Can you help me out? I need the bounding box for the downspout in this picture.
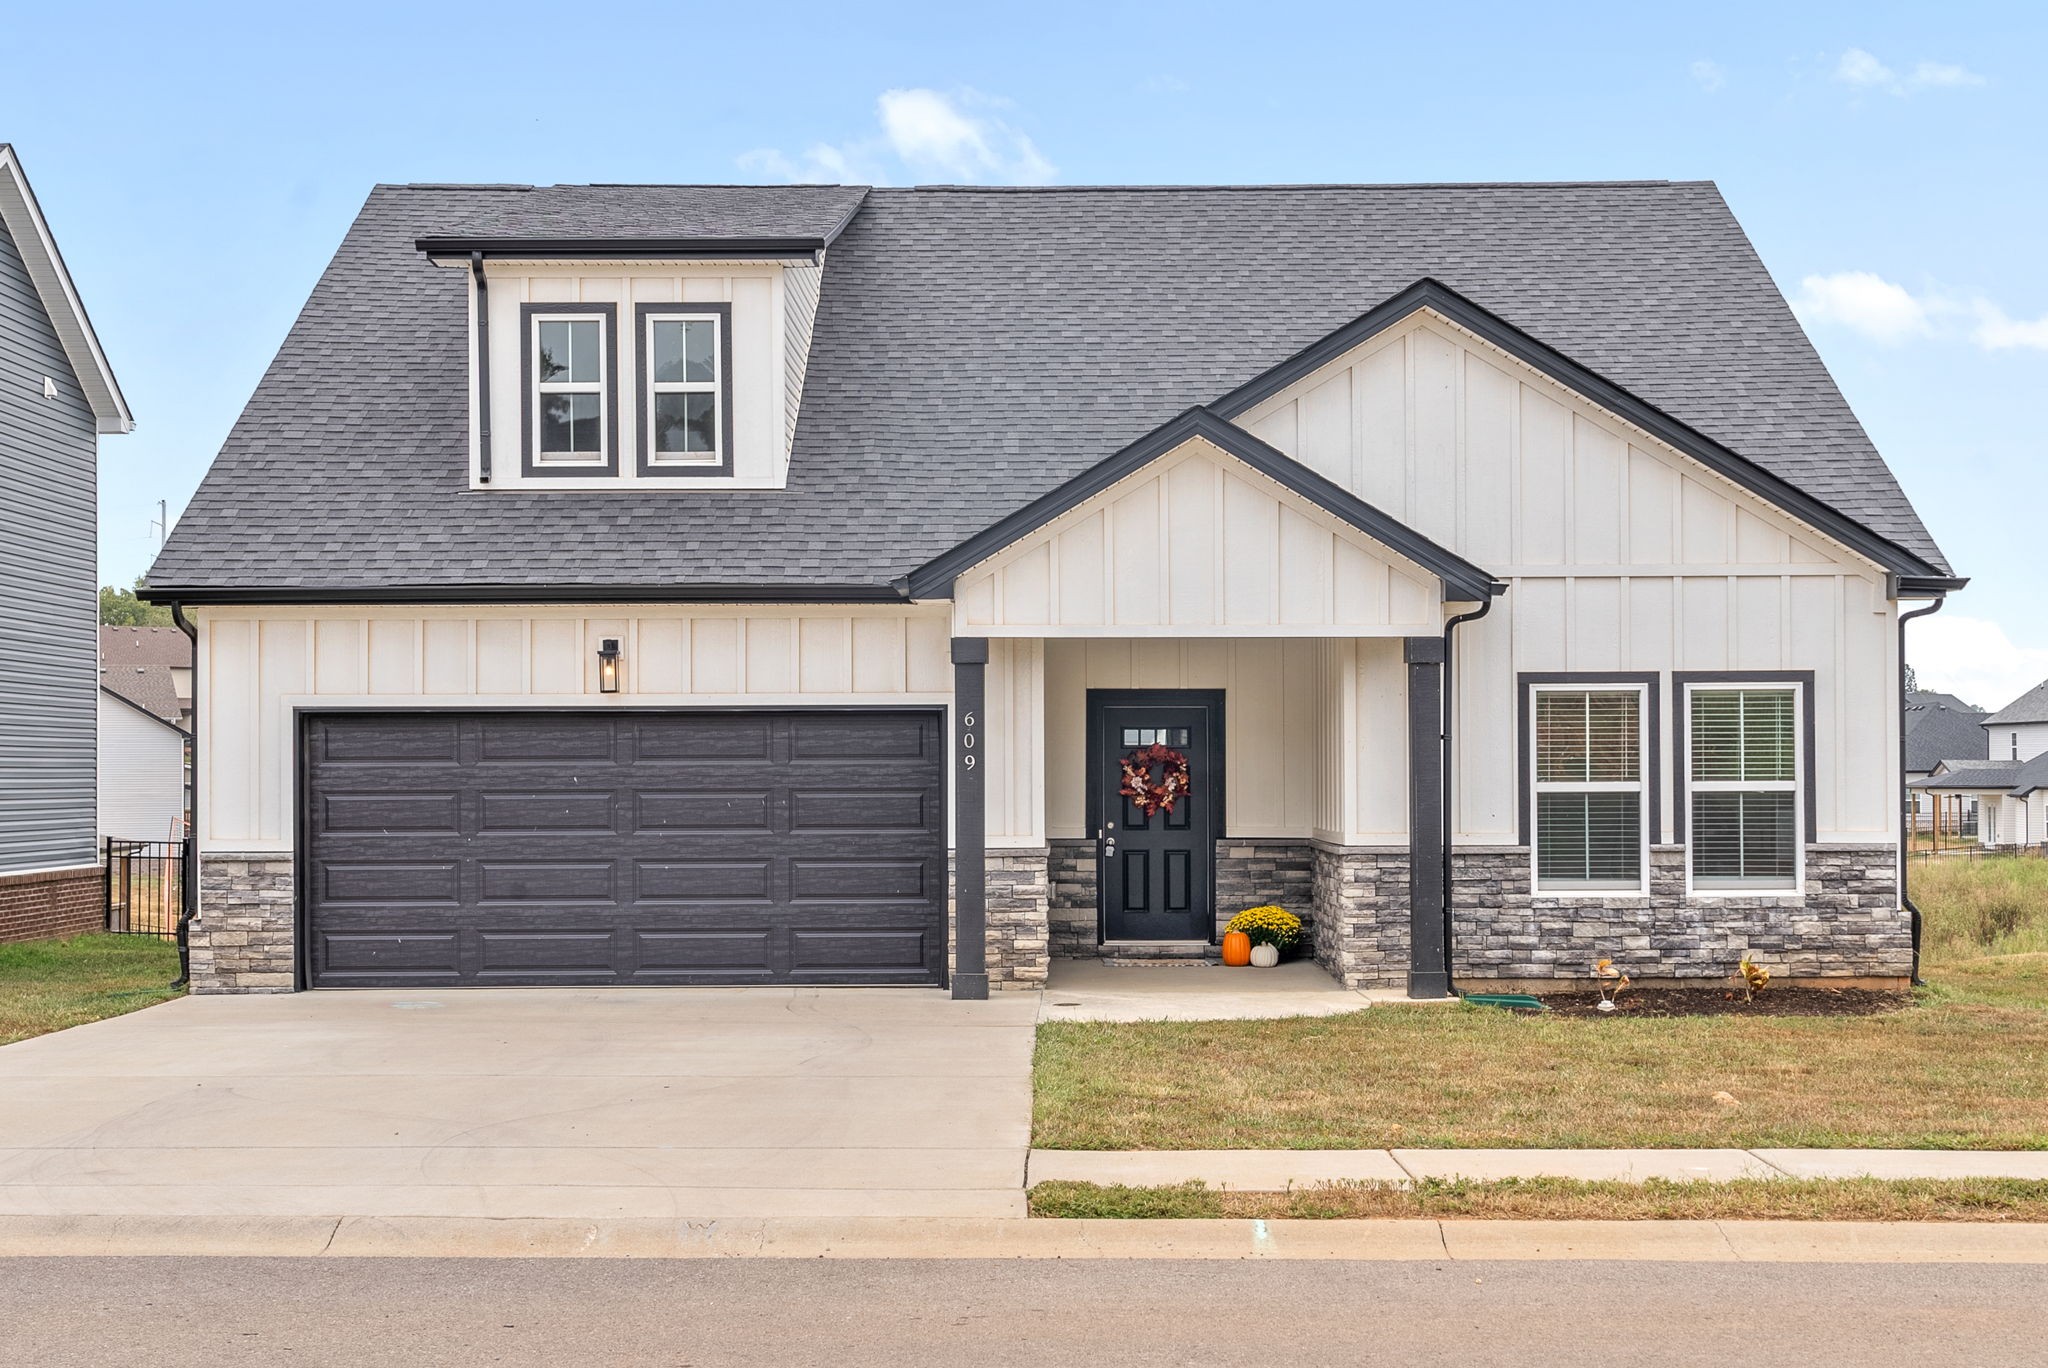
[1898,593,1945,985]
[168,602,199,988]
[470,251,493,483]
[1440,595,1495,996]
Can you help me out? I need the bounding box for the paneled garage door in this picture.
[301,710,947,988]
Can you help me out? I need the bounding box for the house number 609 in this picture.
[961,711,978,769]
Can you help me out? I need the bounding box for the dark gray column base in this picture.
[951,971,990,1001]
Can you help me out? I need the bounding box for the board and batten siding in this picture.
[196,605,955,851]
[475,262,789,489]
[1234,311,1900,844]
[0,213,97,875]
[953,438,1442,638]
[97,693,185,843]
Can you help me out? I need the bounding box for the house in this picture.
[145,180,1961,997]
[0,146,133,944]
[1904,689,1987,832]
[98,626,193,844]
[1910,677,2048,850]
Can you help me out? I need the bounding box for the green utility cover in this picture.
[1460,993,1548,1011]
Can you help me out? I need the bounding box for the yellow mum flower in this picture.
[1225,905,1302,950]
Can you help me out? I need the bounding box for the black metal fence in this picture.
[105,838,187,939]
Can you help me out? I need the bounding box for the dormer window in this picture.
[521,303,618,477]
[637,303,733,478]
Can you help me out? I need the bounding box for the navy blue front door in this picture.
[1090,692,1220,942]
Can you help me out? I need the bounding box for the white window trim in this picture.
[1683,681,1805,897]
[1528,682,1651,897]
[532,311,611,466]
[642,309,724,468]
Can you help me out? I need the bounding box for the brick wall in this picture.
[0,864,103,944]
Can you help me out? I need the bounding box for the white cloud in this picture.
[1831,47,1986,95]
[1911,616,2048,714]
[738,88,1055,187]
[1793,271,2048,352]
[1690,59,1726,93]
[1793,271,1933,344]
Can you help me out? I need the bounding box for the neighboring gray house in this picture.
[99,625,193,844]
[1912,676,2048,850]
[1904,688,1987,832]
[0,145,132,943]
[149,180,1961,997]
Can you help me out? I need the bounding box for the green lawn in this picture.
[1034,855,2048,1151]
[1030,1176,2048,1222]
[0,934,183,1046]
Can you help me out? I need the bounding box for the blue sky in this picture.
[7,1,2042,705]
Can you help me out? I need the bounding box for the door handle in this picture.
[1098,828,1117,858]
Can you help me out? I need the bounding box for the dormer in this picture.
[419,190,863,492]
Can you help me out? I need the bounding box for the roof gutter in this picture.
[139,583,914,607]
[1898,591,1948,985]
[418,235,828,264]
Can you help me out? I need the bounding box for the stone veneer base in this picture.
[192,852,296,994]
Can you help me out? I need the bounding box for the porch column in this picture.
[1404,636,1449,999]
[951,637,990,1001]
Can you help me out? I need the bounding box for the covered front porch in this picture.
[928,411,1505,1000]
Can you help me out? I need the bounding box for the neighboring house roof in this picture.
[99,626,192,725]
[98,685,189,738]
[0,145,132,434]
[1904,690,1989,773]
[1909,755,2048,798]
[146,180,1950,600]
[1984,678,2048,727]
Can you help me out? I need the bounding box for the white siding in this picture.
[1235,312,1901,843]
[954,438,1443,638]
[475,262,789,489]
[97,694,184,842]
[197,605,951,851]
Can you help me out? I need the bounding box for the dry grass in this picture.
[1028,1177,2048,1222]
[1034,855,2048,1151]
[0,935,182,1046]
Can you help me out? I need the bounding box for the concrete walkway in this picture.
[1029,1148,2048,1188]
[0,988,1039,1221]
[1039,957,1434,1022]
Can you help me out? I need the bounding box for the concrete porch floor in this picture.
[1038,956,1428,1022]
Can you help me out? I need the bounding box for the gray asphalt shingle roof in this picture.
[1905,692,1990,773]
[148,180,1950,596]
[1985,679,2048,727]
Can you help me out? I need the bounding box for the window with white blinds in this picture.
[1687,686,1801,892]
[1532,687,1647,892]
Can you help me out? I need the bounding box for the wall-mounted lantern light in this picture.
[597,638,621,694]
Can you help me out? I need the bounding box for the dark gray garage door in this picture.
[302,710,946,988]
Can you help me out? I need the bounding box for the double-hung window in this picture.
[1686,684,1802,892]
[1531,685,1648,893]
[522,303,617,476]
[637,302,732,477]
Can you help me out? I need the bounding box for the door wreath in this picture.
[1118,742,1193,817]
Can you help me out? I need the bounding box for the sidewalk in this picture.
[1028,1148,2048,1188]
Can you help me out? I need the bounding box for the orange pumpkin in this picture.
[1221,931,1253,967]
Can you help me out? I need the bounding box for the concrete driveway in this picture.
[0,989,1037,1220]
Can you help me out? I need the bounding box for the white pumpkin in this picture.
[1249,943,1280,968]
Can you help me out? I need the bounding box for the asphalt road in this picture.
[5,1257,2045,1366]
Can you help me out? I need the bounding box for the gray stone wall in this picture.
[983,849,1051,989]
[1310,843,1411,988]
[1449,844,1907,981]
[1214,840,1315,938]
[1047,838,1096,957]
[1044,837,1315,955]
[191,853,296,994]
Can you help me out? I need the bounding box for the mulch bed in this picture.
[1533,986,1910,1018]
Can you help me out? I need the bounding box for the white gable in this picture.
[951,436,1443,637]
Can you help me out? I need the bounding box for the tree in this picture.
[1903,663,1919,694]
[100,576,172,627]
